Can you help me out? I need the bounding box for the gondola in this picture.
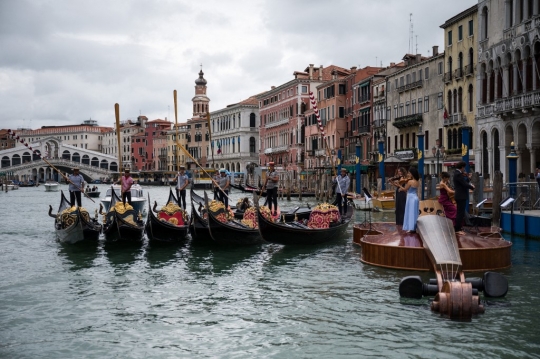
[48,190,102,244]
[100,186,145,242]
[254,194,354,245]
[204,191,263,245]
[86,190,101,198]
[146,190,189,243]
[189,187,213,242]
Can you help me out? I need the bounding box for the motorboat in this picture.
[100,184,146,215]
[44,181,60,192]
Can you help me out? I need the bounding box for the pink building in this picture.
[131,119,172,171]
[258,64,349,175]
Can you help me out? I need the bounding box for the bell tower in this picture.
[191,66,210,121]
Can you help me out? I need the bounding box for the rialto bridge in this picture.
[0,136,119,183]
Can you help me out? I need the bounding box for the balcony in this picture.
[393,114,423,129]
[444,113,465,126]
[454,68,463,80]
[358,124,371,135]
[464,64,474,77]
[478,90,540,119]
[397,80,423,93]
[444,72,452,83]
[264,145,289,155]
[264,117,290,129]
[373,119,386,128]
[359,95,370,105]
[314,149,326,157]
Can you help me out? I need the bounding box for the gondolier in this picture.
[264,162,279,216]
[333,168,350,216]
[68,167,85,207]
[176,165,189,209]
[218,168,230,208]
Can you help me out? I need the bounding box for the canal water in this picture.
[1,185,539,358]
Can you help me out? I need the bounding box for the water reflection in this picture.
[145,241,185,268]
[185,243,264,275]
[103,240,144,268]
[58,241,99,270]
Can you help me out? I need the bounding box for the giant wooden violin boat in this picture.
[353,200,510,320]
[100,187,145,242]
[146,190,189,243]
[203,191,263,245]
[254,194,354,245]
[48,190,102,244]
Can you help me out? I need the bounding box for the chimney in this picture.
[318,65,323,80]
[271,86,276,90]
[416,54,422,63]
[350,66,357,73]
[309,64,314,80]
[432,45,439,56]
[390,62,395,67]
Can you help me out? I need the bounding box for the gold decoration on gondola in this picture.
[161,202,182,215]
[110,202,134,214]
[56,206,91,228]
[123,214,137,226]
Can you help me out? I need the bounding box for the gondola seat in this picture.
[242,206,274,228]
[307,203,341,229]
[157,202,188,226]
[208,200,234,223]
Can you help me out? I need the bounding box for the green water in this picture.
[0,186,539,358]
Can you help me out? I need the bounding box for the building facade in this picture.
[0,129,16,150]
[476,0,540,179]
[386,51,446,175]
[441,5,478,170]
[102,116,146,170]
[185,70,211,169]
[209,95,262,173]
[131,119,172,171]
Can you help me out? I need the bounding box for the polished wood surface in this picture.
[353,222,511,271]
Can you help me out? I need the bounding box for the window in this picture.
[406,101,410,115]
[418,98,423,114]
[412,100,416,114]
[425,67,430,79]
[438,62,443,75]
[437,93,443,109]
[302,86,308,93]
[339,107,345,118]
[425,131,429,150]
[249,137,256,153]
[448,30,453,45]
[424,96,429,112]
[468,20,473,36]
[339,84,346,94]
[458,25,463,41]
[387,106,391,121]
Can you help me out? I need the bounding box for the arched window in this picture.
[482,6,489,40]
[468,84,474,112]
[493,129,500,172]
[250,113,256,128]
[482,131,489,176]
[249,137,256,153]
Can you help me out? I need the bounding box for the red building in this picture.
[258,64,349,175]
[131,119,172,171]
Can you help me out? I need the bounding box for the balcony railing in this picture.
[444,113,465,126]
[392,114,423,129]
[397,80,424,93]
[264,117,290,129]
[359,95,370,104]
[315,149,326,157]
[454,68,463,79]
[264,145,289,155]
[478,89,540,118]
[444,72,452,83]
[464,64,474,77]
[358,124,371,134]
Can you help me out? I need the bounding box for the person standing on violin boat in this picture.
[438,172,457,226]
[453,161,475,235]
[176,165,189,210]
[264,162,279,216]
[68,167,85,207]
[389,167,408,226]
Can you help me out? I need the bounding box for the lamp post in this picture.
[431,139,445,180]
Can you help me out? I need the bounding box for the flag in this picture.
[217,141,222,154]
[443,107,448,120]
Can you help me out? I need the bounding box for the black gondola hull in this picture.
[256,204,353,245]
[189,206,213,243]
[204,192,263,245]
[103,210,144,242]
[146,209,189,243]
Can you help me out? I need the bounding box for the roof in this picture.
[440,4,478,29]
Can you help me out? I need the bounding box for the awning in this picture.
[443,161,475,166]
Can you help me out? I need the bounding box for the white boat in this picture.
[100,184,147,215]
[44,181,60,192]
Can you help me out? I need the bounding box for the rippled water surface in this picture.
[1,185,539,358]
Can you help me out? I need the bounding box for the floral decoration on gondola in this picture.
[307,203,341,229]
[241,205,274,228]
[157,202,188,226]
[208,200,234,223]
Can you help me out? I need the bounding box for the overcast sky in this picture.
[0,0,477,130]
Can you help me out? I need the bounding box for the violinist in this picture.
[389,167,408,226]
[438,172,457,226]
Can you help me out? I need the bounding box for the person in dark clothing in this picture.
[453,161,475,235]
